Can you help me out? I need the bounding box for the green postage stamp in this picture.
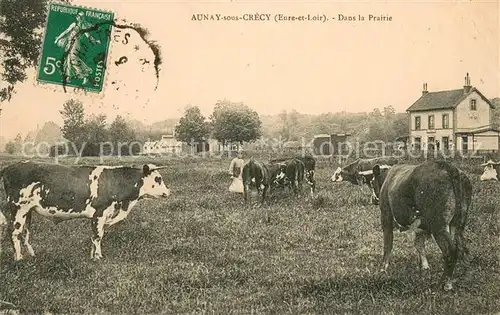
[36,2,115,93]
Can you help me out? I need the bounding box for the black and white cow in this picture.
[270,155,316,196]
[269,158,306,196]
[0,161,171,261]
[331,156,399,189]
[370,161,472,291]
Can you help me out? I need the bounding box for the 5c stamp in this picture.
[36,2,115,93]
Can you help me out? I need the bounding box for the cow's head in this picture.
[480,160,500,181]
[332,167,365,186]
[271,163,288,188]
[139,164,171,198]
[305,169,315,185]
[331,167,344,182]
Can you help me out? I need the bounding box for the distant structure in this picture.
[407,73,499,152]
[312,133,351,156]
[143,134,183,154]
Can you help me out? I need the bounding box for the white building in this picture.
[142,134,183,154]
[407,73,499,152]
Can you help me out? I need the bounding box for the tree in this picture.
[60,99,86,146]
[0,0,70,101]
[34,121,63,154]
[11,133,23,154]
[85,114,108,143]
[5,141,16,154]
[109,115,135,143]
[84,114,108,156]
[109,115,138,155]
[210,100,262,146]
[392,113,409,139]
[174,106,210,145]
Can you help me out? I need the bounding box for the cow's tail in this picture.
[443,162,471,262]
[0,167,7,227]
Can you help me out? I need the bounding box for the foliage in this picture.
[109,115,138,155]
[34,121,64,153]
[278,109,300,141]
[0,0,51,101]
[174,106,210,145]
[4,141,16,154]
[261,106,408,144]
[83,114,108,156]
[0,155,498,314]
[491,98,500,128]
[0,0,161,102]
[210,100,262,145]
[57,100,140,156]
[59,99,86,146]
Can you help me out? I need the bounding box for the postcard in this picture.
[0,0,498,314]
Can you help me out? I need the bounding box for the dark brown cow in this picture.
[242,158,284,205]
[370,160,472,291]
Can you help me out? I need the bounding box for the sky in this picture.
[0,0,499,140]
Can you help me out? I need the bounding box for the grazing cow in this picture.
[269,158,306,196]
[331,156,400,187]
[479,159,500,181]
[270,155,316,196]
[370,161,472,291]
[0,161,171,261]
[242,158,284,205]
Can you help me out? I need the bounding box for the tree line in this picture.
[4,99,415,156]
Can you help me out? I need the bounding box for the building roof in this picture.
[407,87,495,112]
[455,125,500,135]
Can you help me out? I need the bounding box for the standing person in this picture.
[228,150,245,193]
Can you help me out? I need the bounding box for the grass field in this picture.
[0,155,499,314]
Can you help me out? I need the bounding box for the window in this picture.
[414,137,421,151]
[442,114,449,129]
[470,99,477,110]
[428,136,435,150]
[415,116,421,130]
[442,136,449,150]
[462,136,468,151]
[428,115,435,130]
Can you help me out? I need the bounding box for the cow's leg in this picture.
[381,207,394,272]
[105,201,137,227]
[381,227,394,272]
[260,185,268,207]
[298,177,303,197]
[105,210,128,227]
[243,182,250,205]
[293,175,299,196]
[90,214,107,260]
[433,228,458,291]
[21,211,35,257]
[11,205,30,261]
[414,230,431,270]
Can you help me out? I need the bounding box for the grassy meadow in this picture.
[0,154,499,314]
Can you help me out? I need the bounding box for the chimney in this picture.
[422,82,428,96]
[463,72,472,94]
